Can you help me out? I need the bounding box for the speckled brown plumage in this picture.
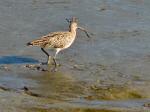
[27,17,78,69]
[27,17,91,71]
[28,32,75,48]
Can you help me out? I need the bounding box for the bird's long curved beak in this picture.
[77,26,92,38]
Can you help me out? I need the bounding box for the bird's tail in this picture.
[27,39,47,47]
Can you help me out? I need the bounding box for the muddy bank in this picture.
[0,0,150,111]
[0,64,149,112]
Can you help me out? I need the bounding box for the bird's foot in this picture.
[52,63,61,66]
[40,57,53,65]
[46,64,57,72]
[40,62,60,66]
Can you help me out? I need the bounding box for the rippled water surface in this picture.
[0,0,150,111]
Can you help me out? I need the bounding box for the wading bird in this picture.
[27,17,91,70]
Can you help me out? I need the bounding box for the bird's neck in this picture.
[69,27,77,36]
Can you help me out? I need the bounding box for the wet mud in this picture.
[0,0,150,112]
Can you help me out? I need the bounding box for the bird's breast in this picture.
[63,35,76,49]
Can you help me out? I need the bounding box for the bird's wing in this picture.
[40,32,64,39]
[47,32,71,48]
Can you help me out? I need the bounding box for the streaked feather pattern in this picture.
[27,17,78,67]
[27,31,75,49]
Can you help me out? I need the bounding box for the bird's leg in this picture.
[53,49,59,66]
[53,58,57,68]
[51,49,61,72]
[54,48,61,66]
[51,57,57,72]
[47,56,52,65]
[41,48,52,65]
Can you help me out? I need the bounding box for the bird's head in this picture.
[66,17,93,38]
[66,17,78,30]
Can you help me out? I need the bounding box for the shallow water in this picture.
[0,0,150,111]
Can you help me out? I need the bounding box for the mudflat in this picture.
[0,0,149,112]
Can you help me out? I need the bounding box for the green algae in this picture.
[86,85,145,100]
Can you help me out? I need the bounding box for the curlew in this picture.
[27,17,91,70]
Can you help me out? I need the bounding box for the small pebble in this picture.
[25,64,48,72]
[0,65,10,71]
[73,64,85,71]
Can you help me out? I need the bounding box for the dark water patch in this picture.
[0,56,39,64]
